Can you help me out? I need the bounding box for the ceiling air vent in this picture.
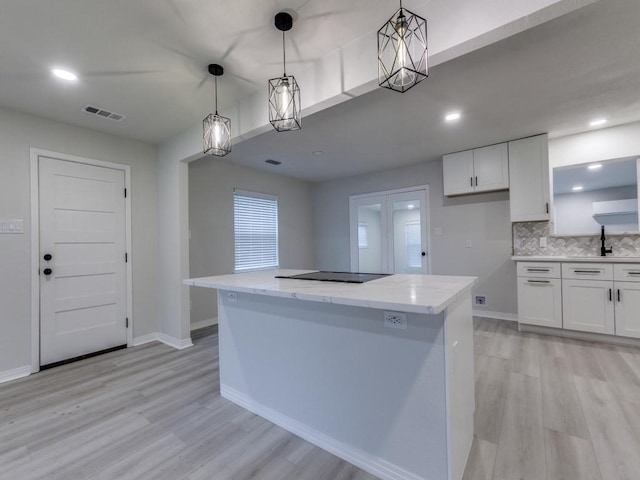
[82,105,125,121]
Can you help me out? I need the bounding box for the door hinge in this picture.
[124,188,127,198]
[126,318,129,328]
[125,252,128,263]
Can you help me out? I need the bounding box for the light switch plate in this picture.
[0,219,24,234]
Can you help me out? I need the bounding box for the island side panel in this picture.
[217,290,448,480]
[444,292,475,480]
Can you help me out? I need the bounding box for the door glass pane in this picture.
[393,200,422,273]
[357,204,382,272]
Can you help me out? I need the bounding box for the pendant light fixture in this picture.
[203,64,231,156]
[378,0,428,93]
[268,12,301,132]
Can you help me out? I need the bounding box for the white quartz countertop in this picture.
[183,269,479,315]
[512,256,640,263]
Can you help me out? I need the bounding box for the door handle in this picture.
[421,252,426,256]
[43,253,53,261]
[43,268,53,276]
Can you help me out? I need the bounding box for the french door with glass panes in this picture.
[349,187,429,274]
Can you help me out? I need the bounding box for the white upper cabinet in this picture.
[473,143,509,192]
[509,134,550,222]
[442,150,474,196]
[443,143,509,196]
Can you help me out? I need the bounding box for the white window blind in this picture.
[234,190,279,272]
[405,221,422,269]
[358,224,368,248]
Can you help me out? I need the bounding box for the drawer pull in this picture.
[527,280,550,284]
[574,270,602,274]
[526,268,551,272]
[627,272,640,276]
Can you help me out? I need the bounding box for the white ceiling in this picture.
[554,157,638,194]
[2,0,640,183]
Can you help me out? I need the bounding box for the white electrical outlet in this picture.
[539,236,548,248]
[226,292,237,303]
[384,311,407,330]
[0,219,24,234]
[466,240,472,248]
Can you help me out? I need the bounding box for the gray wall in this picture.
[188,159,316,325]
[313,160,516,317]
[0,106,158,374]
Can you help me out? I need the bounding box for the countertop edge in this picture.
[512,256,640,263]
[183,274,479,315]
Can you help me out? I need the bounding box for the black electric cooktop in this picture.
[275,271,391,284]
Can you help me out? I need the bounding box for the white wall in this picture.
[188,159,316,325]
[554,185,638,234]
[0,106,158,375]
[313,160,516,318]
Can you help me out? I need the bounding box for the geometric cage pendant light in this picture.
[203,63,232,156]
[378,0,428,93]
[268,12,301,132]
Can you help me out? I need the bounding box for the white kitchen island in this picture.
[183,270,478,480]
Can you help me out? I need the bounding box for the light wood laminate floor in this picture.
[1,319,640,479]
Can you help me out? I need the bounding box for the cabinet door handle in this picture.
[618,289,621,302]
[609,288,613,302]
[475,176,478,187]
[546,203,549,214]
[470,177,473,187]
[527,280,550,284]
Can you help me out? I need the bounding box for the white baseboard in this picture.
[132,333,160,346]
[472,310,517,322]
[0,365,31,385]
[191,317,217,331]
[157,333,193,350]
[221,385,423,480]
[520,324,640,348]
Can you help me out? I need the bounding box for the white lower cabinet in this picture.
[614,264,640,338]
[517,261,640,340]
[516,262,562,328]
[562,279,615,334]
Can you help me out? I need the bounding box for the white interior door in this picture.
[388,190,428,274]
[39,157,127,366]
[350,188,429,274]
[349,195,388,273]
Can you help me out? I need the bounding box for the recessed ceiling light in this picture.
[572,185,584,191]
[589,118,607,127]
[588,164,602,170]
[312,150,324,156]
[445,112,461,122]
[51,68,78,81]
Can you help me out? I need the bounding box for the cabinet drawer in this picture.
[517,262,560,279]
[614,264,640,281]
[562,263,613,281]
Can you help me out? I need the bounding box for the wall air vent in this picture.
[82,105,125,121]
[265,159,282,165]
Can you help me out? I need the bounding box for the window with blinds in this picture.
[234,190,279,272]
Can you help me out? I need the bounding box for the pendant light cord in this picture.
[282,30,287,77]
[214,75,218,115]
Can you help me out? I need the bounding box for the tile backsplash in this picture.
[513,222,640,257]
